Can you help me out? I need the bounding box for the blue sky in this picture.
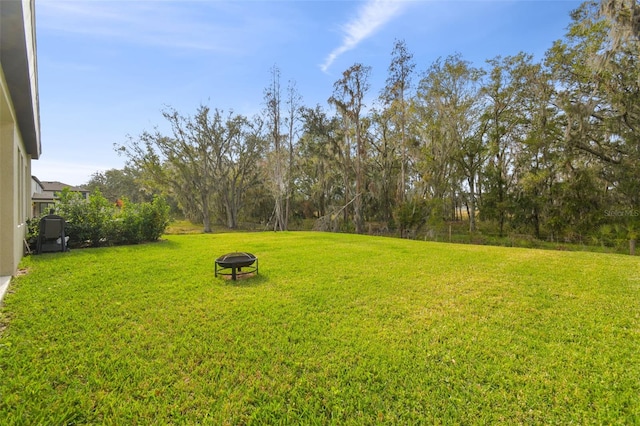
[33,0,582,186]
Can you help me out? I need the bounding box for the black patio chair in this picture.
[36,214,68,253]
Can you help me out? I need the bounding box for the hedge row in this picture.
[29,189,170,249]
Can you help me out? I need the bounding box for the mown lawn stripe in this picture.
[0,232,638,424]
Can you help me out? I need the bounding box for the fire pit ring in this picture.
[215,252,258,281]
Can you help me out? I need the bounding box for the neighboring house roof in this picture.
[32,175,43,188]
[40,181,89,193]
[31,175,44,193]
[0,0,41,159]
[31,193,55,201]
[31,179,89,201]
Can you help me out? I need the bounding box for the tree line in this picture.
[90,0,639,248]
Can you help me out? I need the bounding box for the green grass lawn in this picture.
[1,232,639,424]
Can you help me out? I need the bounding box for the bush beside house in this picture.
[28,188,170,250]
[31,177,91,217]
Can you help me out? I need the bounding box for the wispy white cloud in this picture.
[38,2,217,51]
[37,1,284,54]
[321,0,407,73]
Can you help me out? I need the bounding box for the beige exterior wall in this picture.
[0,0,40,277]
[0,68,31,276]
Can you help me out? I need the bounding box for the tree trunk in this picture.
[354,193,363,234]
[273,196,284,231]
[202,193,212,233]
[285,193,290,230]
[225,200,235,229]
[468,176,476,233]
[342,149,350,227]
[203,209,212,233]
[533,207,541,240]
[223,188,238,229]
[354,152,364,234]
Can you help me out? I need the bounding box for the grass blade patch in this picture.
[1,232,638,424]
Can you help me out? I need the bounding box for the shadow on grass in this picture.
[216,272,268,288]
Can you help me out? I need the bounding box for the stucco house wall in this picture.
[0,0,41,278]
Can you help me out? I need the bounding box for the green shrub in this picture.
[394,198,427,236]
[55,188,115,246]
[43,188,170,248]
[140,196,170,241]
[111,199,144,245]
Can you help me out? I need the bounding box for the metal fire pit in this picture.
[215,252,258,281]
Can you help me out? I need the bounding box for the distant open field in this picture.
[1,232,638,424]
